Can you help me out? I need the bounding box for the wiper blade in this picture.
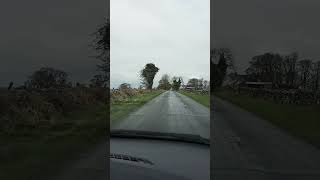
[110,130,210,145]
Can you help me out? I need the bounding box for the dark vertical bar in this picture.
[106,0,110,179]
[210,0,214,179]
[1,0,110,179]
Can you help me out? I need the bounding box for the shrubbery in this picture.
[0,87,157,134]
[0,87,108,134]
[110,89,151,103]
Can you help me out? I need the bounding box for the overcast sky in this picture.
[3,0,318,88]
[0,0,107,87]
[213,0,320,73]
[110,0,210,88]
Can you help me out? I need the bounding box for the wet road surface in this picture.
[112,90,210,139]
[51,91,209,180]
[212,96,320,180]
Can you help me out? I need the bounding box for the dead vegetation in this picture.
[110,89,152,103]
[0,87,108,135]
[0,87,155,135]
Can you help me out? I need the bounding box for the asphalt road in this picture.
[212,96,320,180]
[51,92,320,180]
[111,90,210,139]
[51,91,209,180]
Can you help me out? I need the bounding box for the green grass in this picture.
[110,90,164,123]
[214,89,320,147]
[179,90,210,108]
[0,103,108,180]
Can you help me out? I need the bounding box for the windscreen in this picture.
[110,0,210,140]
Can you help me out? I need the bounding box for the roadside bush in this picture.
[0,91,56,134]
[110,89,151,103]
[0,87,109,135]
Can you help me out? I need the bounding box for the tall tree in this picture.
[311,61,320,91]
[283,52,298,87]
[246,52,284,87]
[27,67,69,89]
[91,18,110,87]
[203,80,209,90]
[211,48,234,89]
[158,74,171,90]
[298,59,312,89]
[171,76,182,91]
[198,78,204,90]
[187,78,199,89]
[140,63,159,89]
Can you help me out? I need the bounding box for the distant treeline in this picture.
[5,67,108,91]
[211,48,320,91]
[115,62,209,92]
[157,74,209,91]
[244,52,320,90]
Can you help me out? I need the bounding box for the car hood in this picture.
[110,135,210,180]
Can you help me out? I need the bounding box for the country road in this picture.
[111,90,210,139]
[50,92,320,180]
[212,96,320,180]
[51,90,209,180]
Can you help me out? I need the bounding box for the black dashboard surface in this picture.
[110,137,210,180]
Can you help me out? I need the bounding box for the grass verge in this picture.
[0,103,108,180]
[179,90,210,108]
[213,89,320,147]
[110,90,164,123]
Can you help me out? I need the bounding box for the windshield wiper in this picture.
[110,129,210,145]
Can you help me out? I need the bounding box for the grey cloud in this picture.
[213,0,320,73]
[0,0,107,86]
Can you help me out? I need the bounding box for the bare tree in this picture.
[311,61,320,91]
[211,48,234,68]
[91,18,110,88]
[211,48,234,88]
[27,67,69,89]
[158,74,171,90]
[246,52,283,87]
[198,78,204,90]
[282,52,298,87]
[298,59,312,89]
[203,80,209,90]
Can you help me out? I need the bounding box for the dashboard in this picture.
[110,137,210,180]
